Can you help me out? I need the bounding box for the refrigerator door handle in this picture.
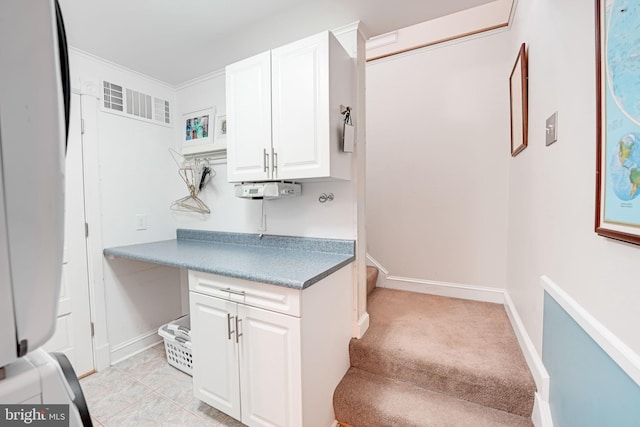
[55,0,70,150]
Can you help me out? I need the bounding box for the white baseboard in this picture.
[365,253,389,276]
[381,275,504,304]
[353,312,370,339]
[504,290,552,425]
[94,343,111,371]
[504,292,550,400]
[109,330,163,365]
[365,254,501,303]
[532,392,554,427]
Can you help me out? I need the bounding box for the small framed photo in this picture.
[214,114,227,150]
[509,43,528,157]
[182,107,216,156]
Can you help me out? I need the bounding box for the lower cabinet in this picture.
[189,293,241,419]
[190,291,302,426]
[189,268,352,427]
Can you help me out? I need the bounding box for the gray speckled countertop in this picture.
[103,229,355,289]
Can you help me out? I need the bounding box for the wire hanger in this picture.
[169,148,215,214]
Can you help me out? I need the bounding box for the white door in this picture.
[271,32,330,180]
[190,292,241,420]
[239,304,302,427]
[43,93,94,377]
[226,51,273,182]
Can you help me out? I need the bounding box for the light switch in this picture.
[546,112,558,146]
[136,214,147,231]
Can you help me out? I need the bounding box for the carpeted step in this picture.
[334,367,533,427]
[366,266,379,295]
[350,288,536,417]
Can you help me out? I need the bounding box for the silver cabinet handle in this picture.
[222,287,245,297]
[227,313,235,340]
[263,148,269,173]
[272,148,278,177]
[235,317,243,344]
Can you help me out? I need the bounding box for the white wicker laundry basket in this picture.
[158,315,192,376]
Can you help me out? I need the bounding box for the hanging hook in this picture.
[318,193,334,203]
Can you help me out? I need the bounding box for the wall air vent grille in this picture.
[126,89,153,120]
[101,80,171,128]
[103,81,124,112]
[154,97,171,124]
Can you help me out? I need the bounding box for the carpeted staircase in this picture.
[333,268,536,427]
[367,266,379,295]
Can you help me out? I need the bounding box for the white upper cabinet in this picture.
[226,31,353,183]
[226,51,272,182]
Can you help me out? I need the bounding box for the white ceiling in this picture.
[58,0,495,86]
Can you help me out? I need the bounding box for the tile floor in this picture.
[80,343,247,427]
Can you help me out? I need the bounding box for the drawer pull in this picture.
[222,287,246,297]
[227,313,235,340]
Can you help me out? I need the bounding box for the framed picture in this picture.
[181,107,216,156]
[214,114,227,150]
[509,43,528,157]
[595,0,640,245]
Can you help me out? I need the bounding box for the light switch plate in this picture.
[546,112,558,146]
[135,214,147,231]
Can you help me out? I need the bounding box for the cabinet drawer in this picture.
[189,270,301,317]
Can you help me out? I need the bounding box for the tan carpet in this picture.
[334,288,536,426]
[334,368,533,427]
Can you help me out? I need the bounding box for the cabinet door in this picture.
[226,50,272,182]
[271,32,330,180]
[190,292,241,420]
[238,305,302,427]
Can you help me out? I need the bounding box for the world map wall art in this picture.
[595,0,640,245]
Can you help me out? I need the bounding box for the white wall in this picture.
[70,50,183,363]
[366,30,512,291]
[70,50,181,245]
[507,0,640,357]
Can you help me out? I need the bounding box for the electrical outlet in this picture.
[546,112,558,146]
[136,214,147,231]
